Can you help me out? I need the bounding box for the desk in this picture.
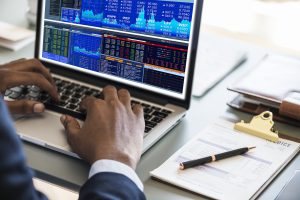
[1,1,300,199]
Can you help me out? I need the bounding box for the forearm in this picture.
[0,98,47,200]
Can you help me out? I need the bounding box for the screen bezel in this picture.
[34,0,203,109]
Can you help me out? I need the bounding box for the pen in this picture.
[179,146,256,170]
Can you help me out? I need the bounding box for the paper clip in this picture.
[234,111,279,142]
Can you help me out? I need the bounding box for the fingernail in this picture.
[33,103,45,113]
[61,115,66,123]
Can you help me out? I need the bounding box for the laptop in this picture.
[6,0,203,157]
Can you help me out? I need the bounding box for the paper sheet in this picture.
[151,120,300,200]
[0,37,35,51]
[33,178,78,200]
[0,21,35,51]
[0,21,35,42]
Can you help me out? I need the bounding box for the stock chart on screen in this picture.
[81,0,104,26]
[42,0,195,94]
[102,0,193,40]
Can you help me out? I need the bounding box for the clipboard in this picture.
[234,111,300,143]
[150,117,300,200]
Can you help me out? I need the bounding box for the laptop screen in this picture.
[38,0,198,100]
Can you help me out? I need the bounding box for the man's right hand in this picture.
[60,86,145,169]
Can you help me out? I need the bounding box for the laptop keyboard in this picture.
[4,77,173,135]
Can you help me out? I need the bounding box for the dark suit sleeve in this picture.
[0,98,47,200]
[79,172,146,200]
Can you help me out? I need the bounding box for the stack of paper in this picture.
[151,119,300,200]
[0,21,35,51]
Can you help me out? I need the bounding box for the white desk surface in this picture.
[1,0,300,199]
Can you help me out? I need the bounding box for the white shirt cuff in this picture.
[89,159,144,191]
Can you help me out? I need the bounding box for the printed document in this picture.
[151,119,300,200]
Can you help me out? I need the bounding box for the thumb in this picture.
[6,100,45,114]
[60,115,81,144]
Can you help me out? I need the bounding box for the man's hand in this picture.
[60,86,145,169]
[0,58,59,114]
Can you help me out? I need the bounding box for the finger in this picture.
[5,59,54,85]
[60,115,81,143]
[4,71,59,101]
[132,104,144,119]
[8,58,27,64]
[80,96,98,112]
[102,85,118,102]
[6,100,45,115]
[118,89,131,107]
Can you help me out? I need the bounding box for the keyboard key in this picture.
[84,90,93,96]
[153,111,168,119]
[145,121,157,128]
[81,86,89,90]
[9,92,22,99]
[58,101,67,107]
[28,91,40,98]
[143,107,152,114]
[73,93,83,99]
[151,117,163,123]
[4,90,12,96]
[61,80,70,85]
[69,83,79,88]
[65,85,75,91]
[94,93,102,99]
[67,104,77,110]
[151,106,161,111]
[28,86,40,92]
[144,114,152,121]
[40,94,49,102]
[56,82,64,88]
[74,88,85,94]
[145,127,152,133]
[54,78,61,84]
[141,103,150,107]
[10,87,23,93]
[161,109,172,114]
[58,87,65,93]
[63,90,73,96]
[90,89,99,94]
[75,107,82,112]
[60,95,69,101]
[69,98,79,104]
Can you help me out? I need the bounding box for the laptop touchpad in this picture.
[14,111,72,148]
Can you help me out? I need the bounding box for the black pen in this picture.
[179,146,256,170]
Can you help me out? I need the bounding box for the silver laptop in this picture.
[7,0,203,157]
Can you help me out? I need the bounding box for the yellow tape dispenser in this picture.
[234,111,279,142]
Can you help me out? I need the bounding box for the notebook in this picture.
[228,55,300,126]
[150,119,300,200]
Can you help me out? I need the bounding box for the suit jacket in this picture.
[0,98,146,200]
